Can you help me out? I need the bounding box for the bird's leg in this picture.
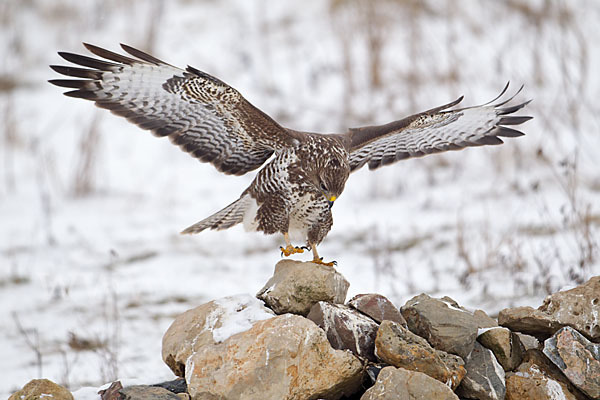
[280,232,305,257]
[310,244,337,267]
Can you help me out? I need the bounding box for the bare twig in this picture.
[12,312,43,377]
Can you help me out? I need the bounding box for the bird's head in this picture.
[317,158,350,209]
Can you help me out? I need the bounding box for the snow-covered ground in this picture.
[1,0,599,397]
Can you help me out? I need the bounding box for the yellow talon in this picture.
[280,245,304,257]
[312,257,337,267]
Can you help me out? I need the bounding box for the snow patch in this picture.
[72,387,101,400]
[477,326,506,337]
[440,299,470,314]
[211,294,275,343]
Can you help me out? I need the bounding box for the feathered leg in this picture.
[310,243,336,267]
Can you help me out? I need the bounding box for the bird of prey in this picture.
[50,44,531,266]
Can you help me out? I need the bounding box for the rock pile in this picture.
[10,265,600,399]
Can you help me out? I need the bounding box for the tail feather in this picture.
[181,195,252,234]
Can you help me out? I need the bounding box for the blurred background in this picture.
[1,0,599,395]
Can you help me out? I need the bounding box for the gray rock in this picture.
[120,386,181,400]
[186,313,363,400]
[505,349,589,400]
[162,294,274,377]
[499,276,600,341]
[257,259,350,316]
[374,320,466,390]
[151,378,186,394]
[498,306,564,340]
[348,293,407,326]
[478,327,525,371]
[543,326,600,398]
[456,342,506,400]
[361,366,459,400]
[516,332,540,351]
[307,301,379,361]
[400,294,479,359]
[9,379,73,400]
[473,309,500,328]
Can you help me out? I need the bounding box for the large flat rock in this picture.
[162,294,274,377]
[186,314,363,400]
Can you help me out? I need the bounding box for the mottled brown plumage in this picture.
[50,44,532,265]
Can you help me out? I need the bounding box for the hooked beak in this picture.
[328,196,336,209]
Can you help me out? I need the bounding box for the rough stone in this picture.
[307,301,379,361]
[365,364,386,384]
[456,342,506,400]
[9,379,73,400]
[120,386,181,399]
[374,320,466,390]
[516,332,541,351]
[543,326,600,398]
[151,378,187,394]
[506,349,588,400]
[99,381,124,400]
[473,309,500,329]
[348,293,407,326]
[498,306,565,340]
[257,259,350,316]
[499,276,600,341]
[162,294,274,377]
[360,366,459,400]
[478,326,525,371]
[400,294,480,359]
[186,313,363,400]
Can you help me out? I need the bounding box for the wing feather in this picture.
[50,44,300,175]
[346,84,532,172]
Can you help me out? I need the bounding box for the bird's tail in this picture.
[181,194,254,234]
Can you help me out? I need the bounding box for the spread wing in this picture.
[49,43,300,175]
[346,83,532,172]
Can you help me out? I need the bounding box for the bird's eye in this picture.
[320,182,328,192]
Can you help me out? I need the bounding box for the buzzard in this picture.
[50,44,531,266]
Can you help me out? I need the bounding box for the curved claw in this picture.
[280,245,305,257]
[313,257,337,267]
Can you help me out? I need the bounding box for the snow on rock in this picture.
[8,379,73,400]
[210,294,275,342]
[185,314,363,400]
[307,301,379,361]
[162,294,274,377]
